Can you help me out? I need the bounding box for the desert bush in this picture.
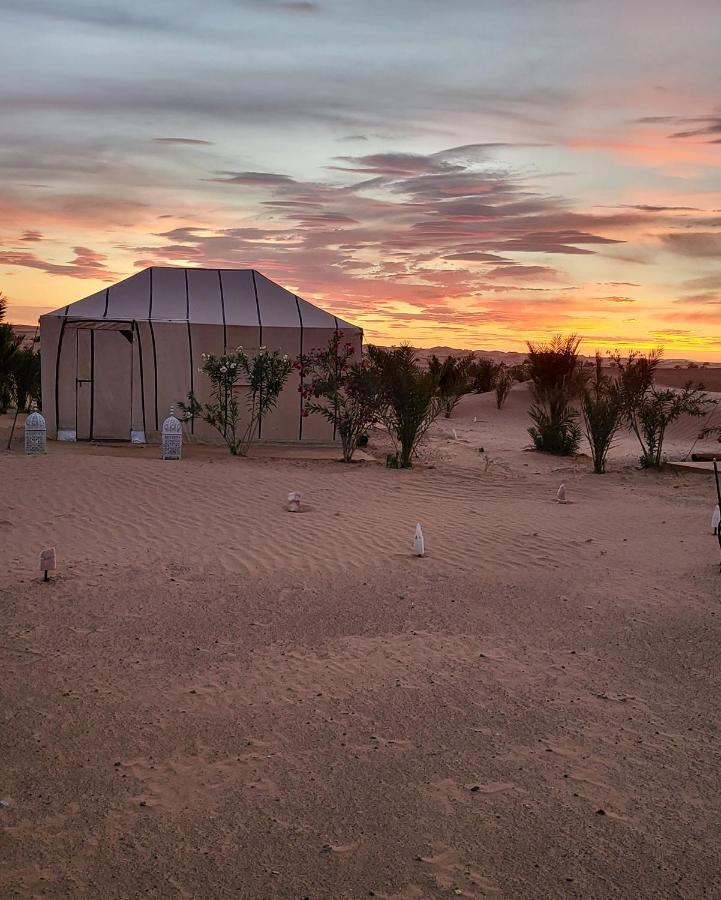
[581,353,623,473]
[612,348,711,468]
[368,344,443,468]
[526,334,585,455]
[468,357,499,393]
[179,347,291,455]
[296,332,383,462]
[428,353,475,417]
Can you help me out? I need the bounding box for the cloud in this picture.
[624,204,700,213]
[153,137,213,145]
[0,246,116,280]
[483,264,558,281]
[205,171,297,186]
[443,252,512,263]
[331,152,464,176]
[669,117,721,142]
[660,232,721,257]
[637,114,721,144]
[2,0,180,31]
[277,1,321,11]
[19,230,43,242]
[596,296,636,303]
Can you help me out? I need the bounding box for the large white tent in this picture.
[40,267,362,444]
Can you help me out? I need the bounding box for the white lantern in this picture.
[161,406,182,460]
[24,403,47,455]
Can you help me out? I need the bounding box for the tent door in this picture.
[75,328,133,441]
[75,329,93,440]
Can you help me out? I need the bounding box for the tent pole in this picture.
[6,407,20,450]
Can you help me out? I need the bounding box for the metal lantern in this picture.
[24,403,47,455]
[161,406,183,460]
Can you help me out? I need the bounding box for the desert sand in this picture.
[2,384,721,899]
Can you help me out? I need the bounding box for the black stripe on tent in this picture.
[185,269,194,434]
[133,320,147,434]
[332,316,341,441]
[89,330,95,440]
[294,295,304,441]
[149,319,159,430]
[54,307,69,434]
[102,288,109,318]
[251,269,263,346]
[251,270,263,438]
[218,269,227,352]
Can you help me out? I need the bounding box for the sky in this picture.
[1,0,720,359]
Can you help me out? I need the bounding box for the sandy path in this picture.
[2,396,720,899]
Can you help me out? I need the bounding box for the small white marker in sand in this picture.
[452,429,459,441]
[556,483,567,504]
[40,547,56,582]
[414,523,425,557]
[712,504,720,534]
[473,416,477,423]
[287,491,302,512]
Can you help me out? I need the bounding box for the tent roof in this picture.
[41,267,359,331]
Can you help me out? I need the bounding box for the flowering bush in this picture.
[295,332,382,462]
[179,347,291,455]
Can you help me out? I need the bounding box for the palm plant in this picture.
[428,352,475,418]
[493,363,514,410]
[581,353,623,473]
[12,346,41,411]
[468,357,499,393]
[368,344,443,468]
[0,293,22,413]
[612,348,711,468]
[526,334,585,455]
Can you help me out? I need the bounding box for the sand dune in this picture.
[2,393,720,899]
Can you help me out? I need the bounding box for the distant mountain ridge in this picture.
[372,344,715,369]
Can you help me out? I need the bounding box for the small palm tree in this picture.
[428,353,475,418]
[12,347,42,411]
[581,353,623,473]
[526,334,585,455]
[368,344,443,468]
[0,292,22,412]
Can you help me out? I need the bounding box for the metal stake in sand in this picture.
[556,483,567,504]
[452,428,459,441]
[287,491,302,512]
[40,547,56,582]
[414,523,425,557]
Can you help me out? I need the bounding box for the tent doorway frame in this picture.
[71,321,135,442]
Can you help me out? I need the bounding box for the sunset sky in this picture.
[2,0,720,359]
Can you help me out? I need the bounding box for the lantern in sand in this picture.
[24,403,46,455]
[414,523,425,557]
[161,407,183,460]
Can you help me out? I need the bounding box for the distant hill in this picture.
[370,343,715,370]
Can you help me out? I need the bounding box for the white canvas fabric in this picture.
[40,267,362,443]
